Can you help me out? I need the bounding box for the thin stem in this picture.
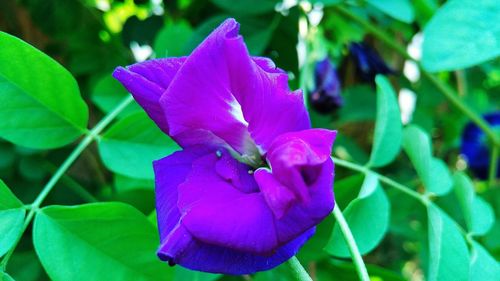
[332,157,427,204]
[287,256,313,281]
[0,95,134,270]
[332,205,371,281]
[332,5,500,147]
[489,145,499,187]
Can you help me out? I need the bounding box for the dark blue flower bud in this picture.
[460,112,500,179]
[349,42,393,82]
[309,58,343,114]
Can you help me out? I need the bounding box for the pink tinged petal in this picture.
[159,19,258,155]
[176,150,278,254]
[254,168,296,219]
[112,57,186,133]
[258,129,336,243]
[224,34,311,152]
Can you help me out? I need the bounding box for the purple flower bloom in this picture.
[349,42,393,82]
[461,111,500,179]
[310,57,343,114]
[113,19,336,274]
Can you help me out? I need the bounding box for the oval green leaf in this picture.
[33,202,173,281]
[453,172,494,235]
[427,204,469,281]
[0,180,25,257]
[367,75,402,167]
[0,32,88,149]
[325,173,390,257]
[469,241,500,280]
[422,0,500,71]
[402,126,452,195]
[367,0,415,23]
[98,111,180,179]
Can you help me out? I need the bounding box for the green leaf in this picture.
[469,241,500,280]
[427,204,469,281]
[173,267,220,281]
[91,74,140,118]
[367,0,415,23]
[402,126,452,195]
[422,0,500,71]
[367,75,402,167]
[453,172,494,235]
[154,20,193,57]
[98,111,180,179]
[33,202,173,281]
[0,271,15,281]
[210,0,279,15]
[0,32,88,149]
[0,180,25,257]
[325,173,390,257]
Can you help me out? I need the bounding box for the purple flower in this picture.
[113,19,336,274]
[461,111,500,179]
[349,42,393,82]
[310,57,343,114]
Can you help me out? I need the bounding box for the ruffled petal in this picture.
[153,146,212,242]
[113,57,186,133]
[224,32,311,152]
[158,223,315,275]
[159,19,258,156]
[159,18,310,155]
[177,150,277,255]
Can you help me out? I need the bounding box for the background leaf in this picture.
[367,0,415,23]
[402,126,452,195]
[367,75,402,167]
[325,173,390,257]
[427,204,469,281]
[91,74,140,118]
[0,180,25,257]
[33,202,173,281]
[469,241,500,280]
[422,0,500,71]
[98,111,180,179]
[453,172,495,235]
[0,32,88,149]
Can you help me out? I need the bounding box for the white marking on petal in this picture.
[229,98,249,126]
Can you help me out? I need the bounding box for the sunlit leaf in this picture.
[98,111,179,179]
[367,0,415,23]
[0,32,88,149]
[367,75,402,167]
[422,0,500,71]
[33,203,173,281]
[427,204,469,281]
[0,180,25,257]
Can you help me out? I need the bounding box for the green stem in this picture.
[0,95,134,270]
[332,5,500,147]
[489,145,499,187]
[332,157,426,204]
[44,162,99,203]
[332,205,371,281]
[287,256,313,281]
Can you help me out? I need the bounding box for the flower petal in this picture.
[153,146,212,242]
[158,223,315,275]
[177,150,278,255]
[159,18,310,155]
[259,128,336,243]
[113,57,186,133]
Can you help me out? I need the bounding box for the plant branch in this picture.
[489,145,499,187]
[332,5,500,147]
[0,95,134,270]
